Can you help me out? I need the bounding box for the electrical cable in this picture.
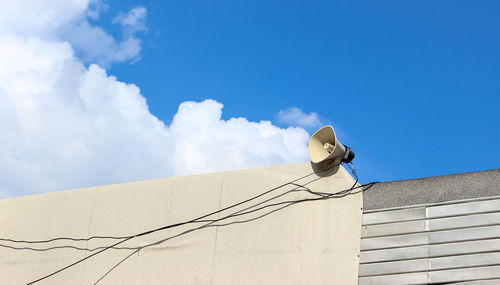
[4,181,375,254]
[4,162,341,246]
[91,161,372,284]
[24,163,345,284]
[2,184,321,252]
[33,176,375,285]
[92,182,377,285]
[24,162,376,284]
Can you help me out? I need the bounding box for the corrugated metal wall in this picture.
[359,197,500,284]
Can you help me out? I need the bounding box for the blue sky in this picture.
[0,0,498,197]
[96,0,499,183]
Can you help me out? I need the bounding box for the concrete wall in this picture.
[364,168,500,211]
[0,162,362,285]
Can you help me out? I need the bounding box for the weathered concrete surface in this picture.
[364,169,500,210]
[0,162,362,285]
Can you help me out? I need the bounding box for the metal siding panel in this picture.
[429,225,500,244]
[431,252,500,271]
[360,245,429,264]
[358,272,428,285]
[455,280,500,284]
[359,259,428,276]
[430,265,500,283]
[361,220,426,238]
[361,233,428,251]
[427,199,500,219]
[362,208,426,225]
[428,212,500,231]
[360,197,500,284]
[430,238,500,257]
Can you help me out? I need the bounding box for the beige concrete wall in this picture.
[0,162,362,284]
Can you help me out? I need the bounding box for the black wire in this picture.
[6,162,341,246]
[7,181,376,254]
[26,163,376,284]
[346,162,359,189]
[0,235,125,245]
[26,163,345,284]
[34,179,374,285]
[199,183,371,223]
[92,182,377,284]
[6,179,354,253]
[5,185,319,252]
[142,183,376,252]
[94,203,298,284]
[93,250,137,284]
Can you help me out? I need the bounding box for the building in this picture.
[360,168,500,284]
[0,162,498,284]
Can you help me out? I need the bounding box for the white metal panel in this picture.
[428,212,500,231]
[362,207,425,226]
[430,265,500,283]
[429,225,500,244]
[361,233,428,251]
[358,272,428,285]
[359,259,427,276]
[431,252,500,271]
[455,279,500,284]
[427,199,500,219]
[360,245,429,264]
[430,238,500,257]
[361,220,426,238]
[360,197,500,284]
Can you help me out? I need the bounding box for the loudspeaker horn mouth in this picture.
[308,125,355,164]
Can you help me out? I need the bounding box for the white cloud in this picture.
[0,0,146,67]
[169,101,309,176]
[113,6,147,34]
[277,107,322,128]
[61,20,142,66]
[63,6,147,67]
[86,0,109,20]
[0,0,311,198]
[0,0,88,38]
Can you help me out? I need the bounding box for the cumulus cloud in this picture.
[169,101,309,176]
[62,20,143,66]
[62,6,147,67]
[277,107,322,128]
[0,0,311,198]
[0,0,87,38]
[0,0,146,67]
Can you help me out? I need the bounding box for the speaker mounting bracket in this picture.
[341,145,355,164]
